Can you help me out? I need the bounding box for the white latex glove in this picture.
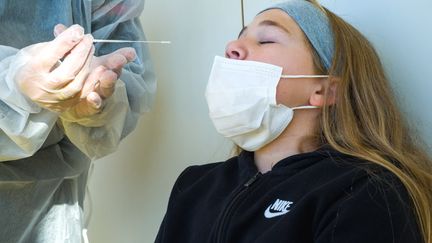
[53,24,136,119]
[14,25,95,112]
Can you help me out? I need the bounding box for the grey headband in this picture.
[261,0,334,70]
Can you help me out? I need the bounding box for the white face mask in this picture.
[205,56,328,151]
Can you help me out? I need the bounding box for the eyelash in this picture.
[259,41,275,45]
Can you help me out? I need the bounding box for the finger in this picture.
[51,45,95,99]
[39,24,85,69]
[53,24,67,37]
[50,34,94,83]
[87,92,103,110]
[97,47,136,74]
[74,92,103,118]
[97,69,118,98]
[113,47,136,62]
[52,24,72,65]
[103,53,128,75]
[81,65,107,99]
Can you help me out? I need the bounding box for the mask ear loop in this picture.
[280,75,328,110]
[241,0,245,28]
[281,75,329,79]
[292,105,319,110]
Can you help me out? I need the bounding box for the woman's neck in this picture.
[254,110,320,173]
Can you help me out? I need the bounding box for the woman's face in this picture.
[225,9,319,107]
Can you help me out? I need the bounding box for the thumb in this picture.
[87,92,103,110]
[53,24,68,37]
[70,92,103,118]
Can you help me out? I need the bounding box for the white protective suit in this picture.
[0,0,155,242]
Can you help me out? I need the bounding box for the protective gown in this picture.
[0,0,155,242]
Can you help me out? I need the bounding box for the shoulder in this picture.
[313,149,408,192]
[172,156,240,193]
[326,169,421,242]
[325,151,419,224]
[323,152,413,205]
[339,169,413,213]
[174,162,222,191]
[309,149,422,242]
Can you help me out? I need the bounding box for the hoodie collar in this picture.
[237,145,345,175]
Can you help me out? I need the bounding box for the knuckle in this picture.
[68,85,82,95]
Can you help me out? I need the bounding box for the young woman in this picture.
[156,0,432,242]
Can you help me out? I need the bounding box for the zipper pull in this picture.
[244,172,261,187]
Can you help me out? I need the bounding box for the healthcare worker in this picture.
[0,0,155,242]
[156,0,431,242]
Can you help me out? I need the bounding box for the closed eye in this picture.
[259,41,275,44]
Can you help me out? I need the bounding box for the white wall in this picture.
[88,0,432,242]
[318,0,432,147]
[87,0,239,242]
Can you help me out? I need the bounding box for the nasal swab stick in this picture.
[93,39,171,44]
[53,39,170,68]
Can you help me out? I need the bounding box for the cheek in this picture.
[282,52,316,75]
[275,79,311,107]
[273,43,316,74]
[275,80,294,105]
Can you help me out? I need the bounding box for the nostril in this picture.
[228,50,241,59]
[225,40,246,59]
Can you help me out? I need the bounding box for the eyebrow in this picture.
[237,20,290,39]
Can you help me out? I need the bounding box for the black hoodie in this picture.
[155,147,421,243]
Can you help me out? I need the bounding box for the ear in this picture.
[309,77,338,106]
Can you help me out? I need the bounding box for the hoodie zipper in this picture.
[215,172,262,243]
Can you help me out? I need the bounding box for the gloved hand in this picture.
[14,25,95,112]
[53,24,136,119]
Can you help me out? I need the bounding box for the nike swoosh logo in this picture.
[264,206,289,218]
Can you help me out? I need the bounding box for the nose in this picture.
[225,39,247,60]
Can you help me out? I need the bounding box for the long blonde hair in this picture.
[313,1,432,242]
